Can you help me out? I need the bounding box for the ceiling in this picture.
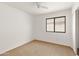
[4,2,73,15]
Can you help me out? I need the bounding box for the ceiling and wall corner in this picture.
[4,2,73,15]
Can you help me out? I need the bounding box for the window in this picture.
[47,18,54,32]
[46,16,66,33]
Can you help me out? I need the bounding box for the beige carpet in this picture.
[0,40,75,56]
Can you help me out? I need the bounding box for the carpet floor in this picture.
[0,40,75,56]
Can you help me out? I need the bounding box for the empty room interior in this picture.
[0,2,79,56]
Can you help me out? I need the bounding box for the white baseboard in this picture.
[0,38,76,55]
[35,38,70,46]
[0,39,32,54]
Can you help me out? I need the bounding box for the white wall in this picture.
[33,8,73,48]
[72,3,79,54]
[0,3,33,54]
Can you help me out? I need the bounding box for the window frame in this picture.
[46,16,66,33]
